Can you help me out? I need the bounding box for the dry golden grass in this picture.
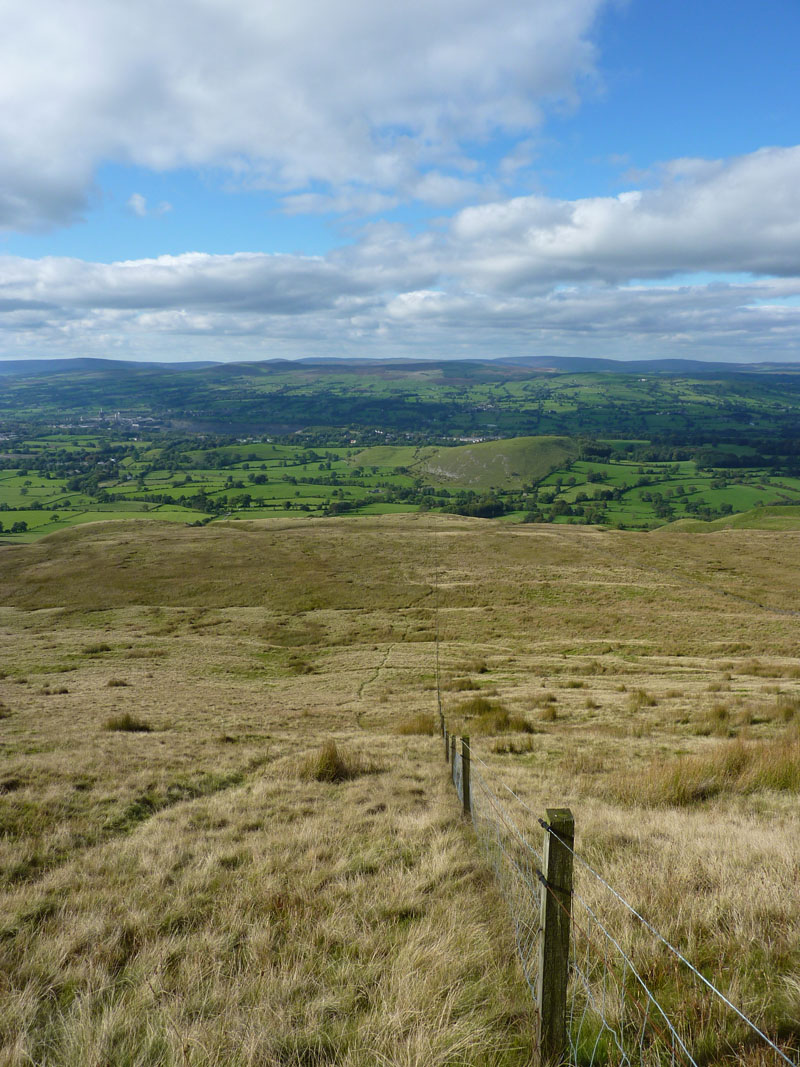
[297,740,384,782]
[395,711,437,736]
[608,733,800,806]
[1,514,800,1063]
[103,711,152,732]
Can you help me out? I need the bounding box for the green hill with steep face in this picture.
[659,505,800,533]
[414,435,578,489]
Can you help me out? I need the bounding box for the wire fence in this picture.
[469,762,544,1005]
[444,735,798,1067]
[430,518,796,1064]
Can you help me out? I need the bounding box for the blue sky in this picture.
[1,0,799,363]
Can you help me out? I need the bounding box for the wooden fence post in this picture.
[444,726,449,762]
[461,736,471,817]
[537,808,574,1066]
[450,732,456,768]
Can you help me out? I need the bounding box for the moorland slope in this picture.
[1,515,799,1065]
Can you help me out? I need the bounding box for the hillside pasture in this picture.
[1,516,799,1063]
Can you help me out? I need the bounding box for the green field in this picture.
[662,505,800,532]
[3,356,800,441]
[3,430,800,541]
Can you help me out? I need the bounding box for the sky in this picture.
[1,0,800,364]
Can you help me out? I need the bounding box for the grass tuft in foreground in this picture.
[298,740,384,783]
[611,735,800,806]
[103,712,152,733]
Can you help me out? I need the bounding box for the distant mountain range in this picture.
[2,354,799,378]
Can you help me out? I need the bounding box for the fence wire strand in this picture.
[428,524,796,1066]
[547,826,798,1067]
[469,766,544,1002]
[446,747,797,1066]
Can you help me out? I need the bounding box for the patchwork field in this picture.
[1,515,799,1065]
[4,431,800,542]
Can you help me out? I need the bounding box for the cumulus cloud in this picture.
[447,146,800,288]
[0,251,373,314]
[3,145,800,361]
[0,0,606,231]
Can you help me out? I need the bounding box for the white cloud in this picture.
[126,193,148,218]
[447,146,800,288]
[0,251,377,316]
[126,194,172,218]
[3,145,800,361]
[0,0,606,232]
[281,190,399,218]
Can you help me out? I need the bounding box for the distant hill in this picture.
[414,436,578,490]
[4,354,800,441]
[492,355,800,375]
[0,358,219,377]
[659,506,800,533]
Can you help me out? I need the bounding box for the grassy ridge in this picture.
[414,435,578,489]
[661,505,800,532]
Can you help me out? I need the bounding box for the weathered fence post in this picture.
[444,726,449,762]
[461,735,471,817]
[450,732,456,768]
[537,808,574,1066]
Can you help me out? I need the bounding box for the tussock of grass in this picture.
[457,698,534,735]
[442,676,481,691]
[704,703,733,737]
[455,695,495,716]
[106,678,130,688]
[611,736,800,806]
[395,712,436,735]
[103,712,152,733]
[480,709,534,734]
[562,751,605,775]
[459,658,489,674]
[82,642,111,654]
[492,735,536,754]
[530,691,557,708]
[778,695,800,722]
[627,688,657,711]
[298,740,383,783]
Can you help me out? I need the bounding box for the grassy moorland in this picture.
[1,514,799,1064]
